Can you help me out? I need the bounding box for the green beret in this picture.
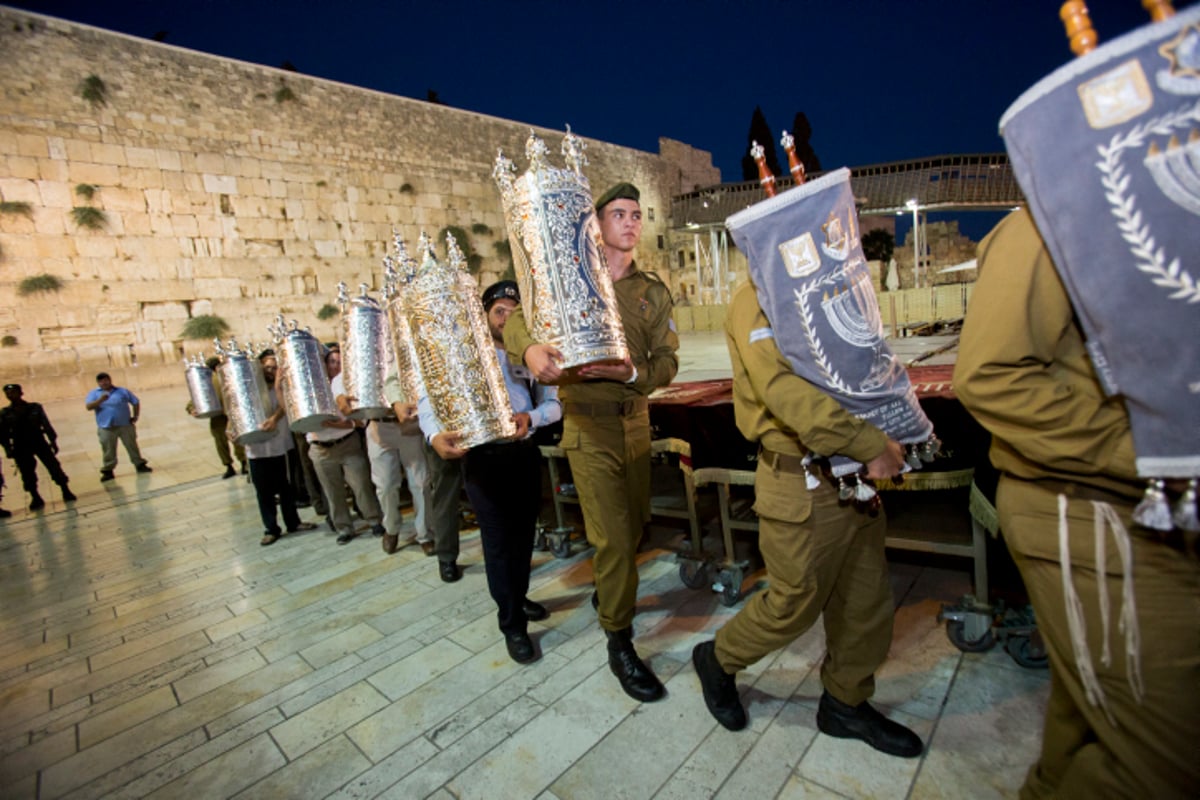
[595,182,640,212]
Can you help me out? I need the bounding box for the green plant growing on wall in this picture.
[317,303,339,321]
[1,335,18,347]
[471,222,492,235]
[180,315,231,340]
[71,206,107,230]
[400,183,414,194]
[79,74,107,106]
[0,201,32,217]
[75,184,97,200]
[18,274,63,296]
[275,85,296,103]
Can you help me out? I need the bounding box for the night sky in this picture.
[7,0,1193,240]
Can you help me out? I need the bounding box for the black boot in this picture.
[816,691,924,758]
[61,484,77,502]
[692,641,746,730]
[28,491,44,511]
[605,627,665,702]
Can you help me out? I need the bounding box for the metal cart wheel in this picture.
[716,567,744,607]
[678,560,711,590]
[549,534,572,559]
[946,618,996,653]
[1005,631,1049,669]
[534,523,549,552]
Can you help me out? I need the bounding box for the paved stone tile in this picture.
[77,685,177,749]
[173,647,268,704]
[270,681,391,760]
[233,734,372,799]
[143,731,286,800]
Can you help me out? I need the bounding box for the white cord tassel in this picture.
[1095,501,1145,705]
[1059,493,1114,725]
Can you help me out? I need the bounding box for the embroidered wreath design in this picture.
[1096,99,1200,304]
[794,280,857,396]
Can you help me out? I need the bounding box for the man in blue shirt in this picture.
[84,372,152,481]
[420,280,562,663]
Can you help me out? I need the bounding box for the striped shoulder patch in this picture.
[748,326,774,344]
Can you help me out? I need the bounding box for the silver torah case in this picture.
[494,129,627,382]
[337,282,393,420]
[273,322,339,434]
[402,232,517,449]
[184,356,222,418]
[215,343,274,445]
[383,249,425,407]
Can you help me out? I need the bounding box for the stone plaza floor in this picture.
[0,331,1049,799]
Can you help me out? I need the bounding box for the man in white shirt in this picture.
[308,349,384,545]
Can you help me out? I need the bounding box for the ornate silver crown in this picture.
[493,128,628,375]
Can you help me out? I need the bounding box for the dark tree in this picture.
[426,89,443,104]
[740,106,781,182]
[861,229,894,263]
[151,30,169,42]
[789,112,823,175]
[280,60,298,72]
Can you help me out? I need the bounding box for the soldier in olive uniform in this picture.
[504,182,679,702]
[690,281,923,758]
[955,209,1199,798]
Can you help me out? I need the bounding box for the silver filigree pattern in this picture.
[493,128,628,374]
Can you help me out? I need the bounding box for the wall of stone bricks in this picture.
[0,9,719,400]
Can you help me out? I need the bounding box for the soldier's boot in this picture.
[605,627,665,703]
[61,484,77,502]
[28,491,45,511]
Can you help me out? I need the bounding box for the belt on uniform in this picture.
[757,447,808,475]
[1026,477,1138,506]
[564,397,648,418]
[311,431,355,448]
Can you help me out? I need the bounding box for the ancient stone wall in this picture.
[0,10,710,400]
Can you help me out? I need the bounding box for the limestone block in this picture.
[195,153,226,173]
[282,239,314,258]
[127,168,164,190]
[157,149,182,171]
[33,236,77,260]
[192,299,213,316]
[194,278,243,299]
[0,177,39,203]
[196,217,224,238]
[140,301,189,322]
[124,146,158,169]
[134,320,163,344]
[36,180,72,209]
[182,173,205,193]
[37,160,68,182]
[145,189,171,214]
[55,306,95,327]
[75,236,117,259]
[172,215,200,237]
[103,186,148,212]
[230,157,261,180]
[69,162,119,185]
[268,180,287,198]
[148,212,173,235]
[202,174,238,195]
[247,177,270,197]
[161,170,185,191]
[64,140,92,162]
[90,143,127,167]
[313,239,345,259]
[5,155,39,180]
[192,238,225,258]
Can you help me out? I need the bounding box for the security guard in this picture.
[0,383,76,510]
[505,181,679,701]
[690,280,923,758]
[955,209,1199,797]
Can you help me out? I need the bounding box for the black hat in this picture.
[482,280,519,311]
[595,182,640,212]
[2,383,20,392]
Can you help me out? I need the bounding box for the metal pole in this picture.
[710,228,722,304]
[911,203,920,289]
[693,233,702,303]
